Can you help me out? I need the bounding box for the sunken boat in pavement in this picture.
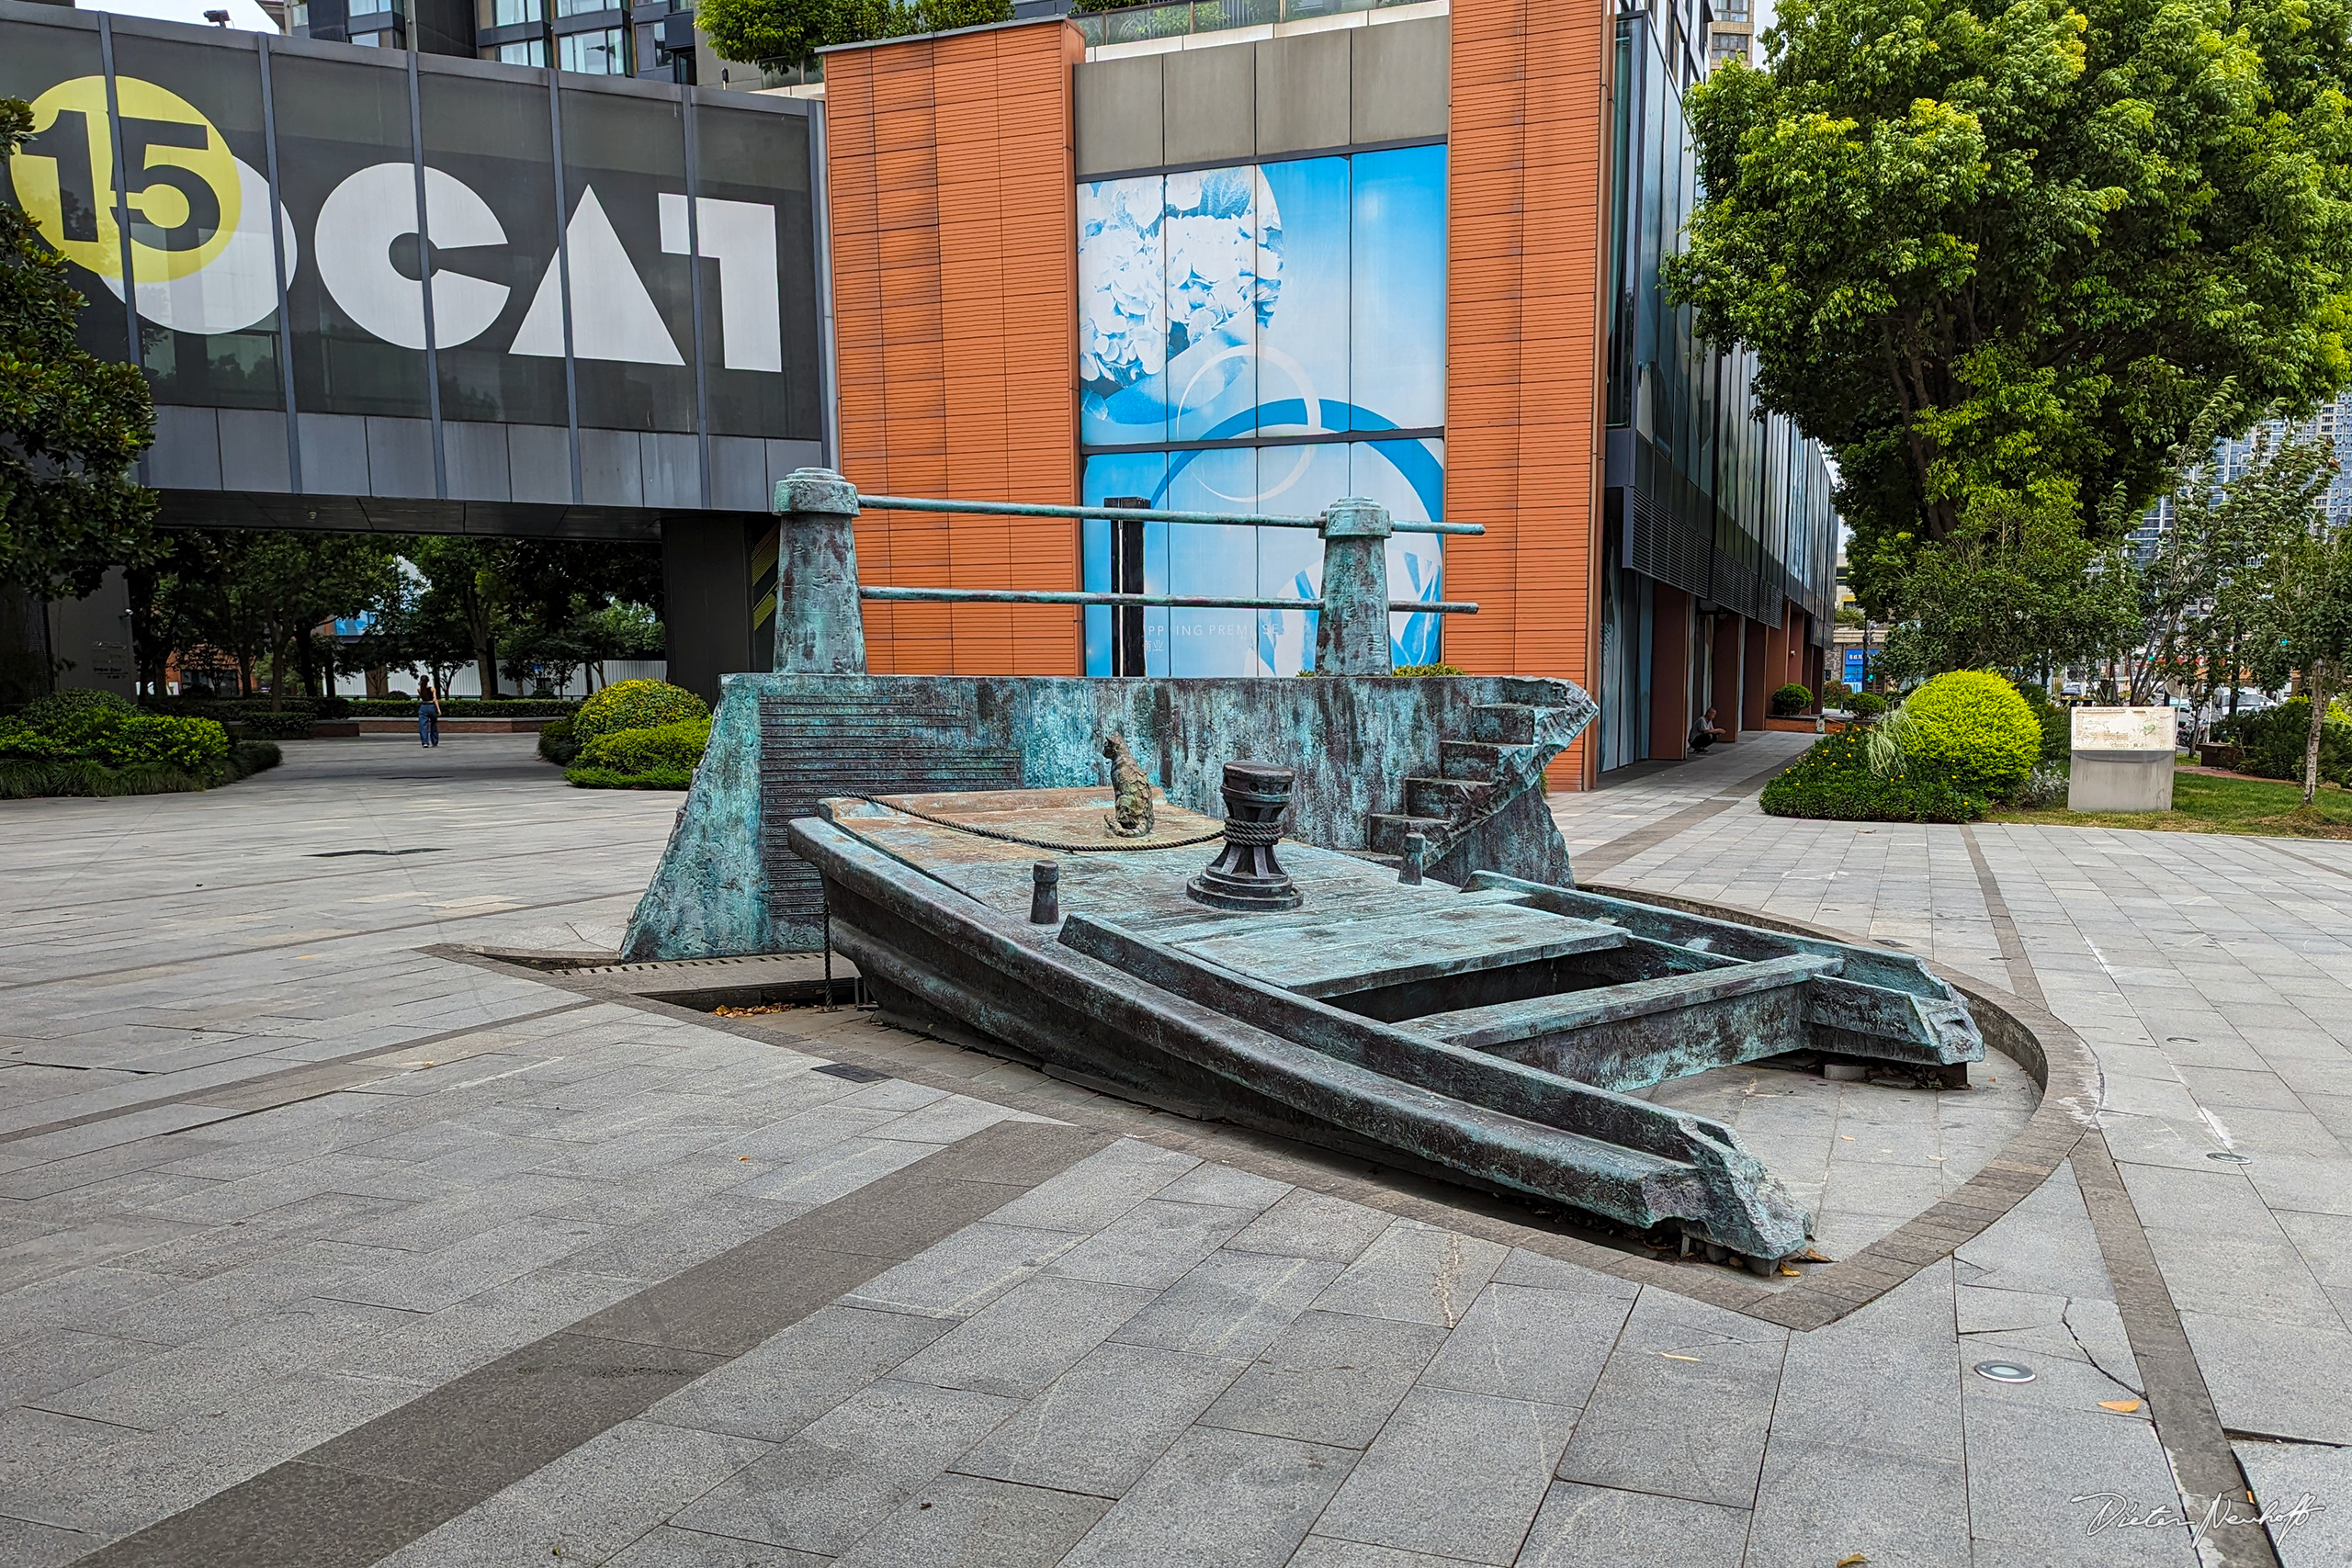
[626,470,1986,1269]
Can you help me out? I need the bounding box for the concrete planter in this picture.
[1762,715,1824,734]
[2067,706,2176,812]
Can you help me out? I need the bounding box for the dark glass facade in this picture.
[1598,0,1839,771]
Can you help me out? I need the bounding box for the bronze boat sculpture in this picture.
[626,471,1985,1272]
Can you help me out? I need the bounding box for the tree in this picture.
[135,532,401,705]
[2248,513,2352,805]
[1868,491,2140,686]
[2137,399,2336,710]
[0,100,158,602]
[403,537,514,698]
[699,0,1009,67]
[1665,0,2352,616]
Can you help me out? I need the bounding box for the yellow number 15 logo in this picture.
[16,75,243,282]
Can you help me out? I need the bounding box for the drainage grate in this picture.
[311,848,446,858]
[813,1062,890,1084]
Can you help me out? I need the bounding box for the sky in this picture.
[72,0,282,33]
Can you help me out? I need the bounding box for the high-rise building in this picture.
[1705,0,1752,71]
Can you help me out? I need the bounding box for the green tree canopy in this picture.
[700,0,1010,68]
[0,100,157,600]
[1665,0,2352,614]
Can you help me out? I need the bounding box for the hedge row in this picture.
[2217,700,2352,787]
[1761,671,2042,824]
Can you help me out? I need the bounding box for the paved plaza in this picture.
[3,733,2349,1567]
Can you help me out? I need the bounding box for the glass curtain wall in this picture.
[1599,0,1840,768]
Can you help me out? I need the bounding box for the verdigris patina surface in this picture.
[777,784,1984,1267]
[621,672,1595,958]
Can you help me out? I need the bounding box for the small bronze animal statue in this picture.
[1102,733,1156,838]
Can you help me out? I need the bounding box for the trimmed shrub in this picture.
[1393,663,1467,677]
[1770,682,1812,717]
[572,680,707,743]
[0,737,275,799]
[567,717,709,787]
[2011,762,2069,809]
[563,763,696,790]
[2007,679,2072,762]
[537,716,581,765]
[1759,729,1989,823]
[1822,681,1850,706]
[1894,671,2040,797]
[1849,692,1889,718]
[2,703,231,772]
[23,689,137,728]
[2217,700,2352,787]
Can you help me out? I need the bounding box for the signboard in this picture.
[0,10,822,446]
[2070,706,2176,753]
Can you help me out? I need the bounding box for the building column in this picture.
[1648,584,1692,760]
[661,514,770,705]
[1762,611,1787,711]
[1710,612,1744,744]
[1741,616,1769,732]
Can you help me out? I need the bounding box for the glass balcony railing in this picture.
[1071,0,1429,47]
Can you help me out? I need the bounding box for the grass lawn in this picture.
[1989,767,2352,839]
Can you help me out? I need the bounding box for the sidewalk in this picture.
[0,736,2340,1567]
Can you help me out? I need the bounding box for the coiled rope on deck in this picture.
[843,795,1283,855]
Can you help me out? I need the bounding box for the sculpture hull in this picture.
[785,787,1982,1267]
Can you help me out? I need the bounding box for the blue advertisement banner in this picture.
[1077,146,1448,676]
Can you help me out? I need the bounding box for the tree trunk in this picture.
[2304,661,2333,807]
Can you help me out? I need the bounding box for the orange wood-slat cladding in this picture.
[1443,0,1611,786]
[826,22,1083,674]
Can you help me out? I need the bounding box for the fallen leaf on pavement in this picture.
[1837,1555,1869,1567]
[1779,1265,1802,1277]
[1658,1352,1701,1361]
[2098,1400,2142,1414]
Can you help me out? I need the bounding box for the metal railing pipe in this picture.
[858,587,1478,613]
[857,494,1486,536]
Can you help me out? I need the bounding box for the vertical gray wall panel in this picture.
[642,432,701,509]
[1163,46,1255,167]
[508,424,573,504]
[444,421,514,502]
[1257,32,1351,159]
[1351,18,1450,146]
[710,436,769,511]
[216,410,293,492]
[580,428,645,508]
[1076,55,1164,177]
[148,407,223,491]
[764,438,824,491]
[364,418,437,500]
[298,413,371,496]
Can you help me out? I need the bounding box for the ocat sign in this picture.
[11,74,783,373]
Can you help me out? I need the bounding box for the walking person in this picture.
[417,678,442,748]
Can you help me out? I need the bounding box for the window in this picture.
[351,28,385,44]
[555,0,615,17]
[559,27,628,78]
[1715,0,1748,18]
[491,0,544,23]
[495,38,548,64]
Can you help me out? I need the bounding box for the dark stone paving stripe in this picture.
[2072,1136,2281,1568]
[0,999,604,1149]
[1959,825,2047,1006]
[67,1120,1111,1568]
[1571,749,1798,877]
